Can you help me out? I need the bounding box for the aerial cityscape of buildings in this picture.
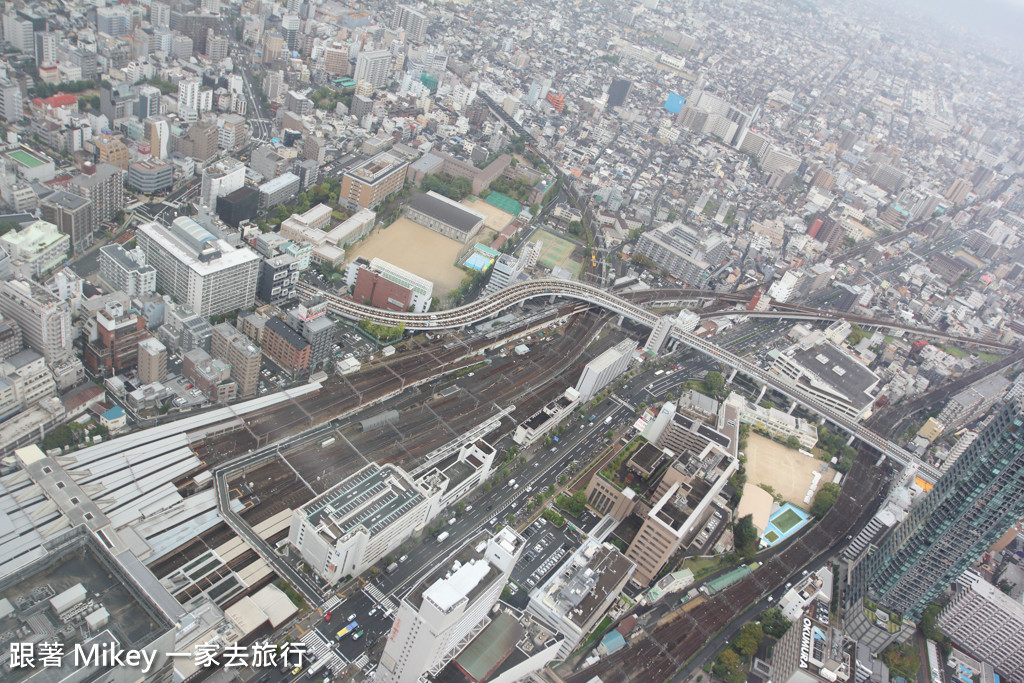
[0,0,1021,682]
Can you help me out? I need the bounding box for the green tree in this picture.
[810,482,842,518]
[785,436,802,449]
[734,514,758,558]
[42,424,76,451]
[557,489,588,516]
[702,371,725,396]
[733,622,763,657]
[760,607,791,638]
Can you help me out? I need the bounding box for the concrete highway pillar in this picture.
[788,401,797,415]
[728,368,737,383]
[756,384,767,403]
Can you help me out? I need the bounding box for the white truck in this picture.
[437,531,450,543]
[508,479,516,488]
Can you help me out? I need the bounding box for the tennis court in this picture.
[484,191,522,216]
[773,507,804,534]
[535,229,583,271]
[8,150,46,167]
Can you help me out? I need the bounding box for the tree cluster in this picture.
[733,514,758,559]
[810,482,842,518]
[555,489,588,517]
[421,173,473,201]
[713,622,764,683]
[358,319,405,342]
[34,80,96,97]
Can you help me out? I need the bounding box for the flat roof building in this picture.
[527,538,636,658]
[404,191,487,242]
[375,528,524,683]
[99,243,157,298]
[769,339,881,422]
[341,151,408,209]
[135,217,259,317]
[575,338,637,402]
[289,463,433,583]
[344,256,434,313]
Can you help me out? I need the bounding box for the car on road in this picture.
[324,611,332,622]
[347,613,356,622]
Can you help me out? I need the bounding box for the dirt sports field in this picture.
[535,229,584,273]
[345,218,466,297]
[463,197,516,232]
[744,433,836,509]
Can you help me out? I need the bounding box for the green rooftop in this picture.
[7,149,47,168]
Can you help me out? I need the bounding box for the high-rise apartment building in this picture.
[150,2,171,27]
[34,31,56,66]
[0,279,72,365]
[323,44,349,76]
[849,399,1024,621]
[936,575,1024,676]
[70,163,125,234]
[201,157,246,207]
[575,339,638,401]
[392,5,428,42]
[3,12,39,54]
[281,14,300,52]
[96,7,130,36]
[0,80,23,123]
[137,337,167,385]
[375,528,524,683]
[98,244,156,298]
[945,177,973,206]
[135,217,260,317]
[353,49,392,89]
[210,322,261,397]
[285,297,334,370]
[40,190,92,256]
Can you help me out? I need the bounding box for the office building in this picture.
[0,279,72,365]
[201,157,246,207]
[374,528,524,683]
[150,1,170,27]
[353,49,392,89]
[345,257,433,313]
[210,323,261,397]
[216,186,259,227]
[3,12,36,53]
[0,318,23,362]
[281,13,300,52]
[404,191,487,242]
[393,4,428,42]
[527,537,635,658]
[513,388,580,447]
[135,218,259,317]
[98,244,157,298]
[40,190,92,256]
[258,172,300,210]
[100,80,135,122]
[285,297,335,369]
[575,338,637,401]
[945,177,973,206]
[937,575,1024,676]
[290,463,435,584]
[83,302,150,376]
[127,159,174,194]
[624,442,738,584]
[70,162,125,234]
[183,347,235,403]
[263,317,310,375]
[849,399,1024,622]
[340,151,408,209]
[137,337,167,385]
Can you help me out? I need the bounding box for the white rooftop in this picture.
[424,559,490,612]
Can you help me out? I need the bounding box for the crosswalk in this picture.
[363,583,397,613]
[352,653,371,670]
[321,594,342,612]
[301,629,333,661]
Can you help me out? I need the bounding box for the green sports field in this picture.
[773,507,803,534]
[8,150,46,168]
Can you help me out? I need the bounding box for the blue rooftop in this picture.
[601,630,626,654]
[102,406,125,420]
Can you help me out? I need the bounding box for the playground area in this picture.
[761,503,812,548]
[463,196,516,232]
[345,218,467,298]
[534,229,584,273]
[744,433,836,509]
